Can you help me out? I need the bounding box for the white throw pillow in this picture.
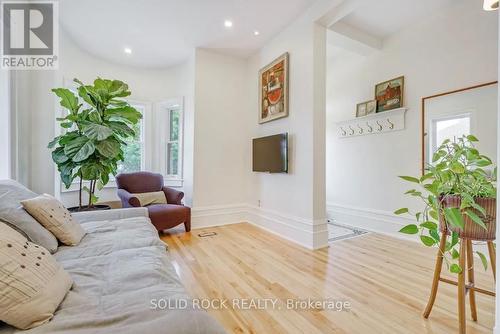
[0,223,73,329]
[21,194,85,246]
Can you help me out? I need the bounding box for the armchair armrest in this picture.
[162,186,184,205]
[117,189,141,208]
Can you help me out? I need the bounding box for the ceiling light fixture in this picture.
[124,47,132,54]
[483,0,499,10]
[224,20,233,28]
[254,30,260,36]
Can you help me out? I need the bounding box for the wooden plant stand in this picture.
[423,233,496,334]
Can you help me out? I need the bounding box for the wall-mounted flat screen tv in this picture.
[252,133,288,173]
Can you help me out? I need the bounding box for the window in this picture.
[158,99,183,183]
[116,103,145,174]
[167,108,180,176]
[430,114,471,160]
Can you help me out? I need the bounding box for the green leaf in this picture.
[451,248,460,259]
[429,229,440,242]
[420,235,436,247]
[51,147,69,164]
[450,162,465,174]
[467,135,479,142]
[81,163,103,180]
[96,138,121,158]
[72,140,96,162]
[429,210,439,221]
[420,221,438,230]
[399,224,418,234]
[394,208,409,215]
[52,88,79,113]
[476,251,488,271]
[60,122,73,129]
[105,106,142,124]
[450,263,462,274]
[444,207,465,229]
[48,136,60,149]
[399,176,420,183]
[108,121,135,138]
[465,210,487,230]
[83,123,113,141]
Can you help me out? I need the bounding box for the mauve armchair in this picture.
[115,172,191,232]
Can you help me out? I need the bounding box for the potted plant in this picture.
[48,78,142,211]
[395,135,496,273]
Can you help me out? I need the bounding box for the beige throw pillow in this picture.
[21,194,85,246]
[133,191,167,206]
[0,223,73,329]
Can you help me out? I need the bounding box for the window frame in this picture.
[156,97,184,187]
[428,112,472,163]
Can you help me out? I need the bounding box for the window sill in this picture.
[60,178,184,193]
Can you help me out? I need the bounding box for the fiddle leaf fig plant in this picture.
[395,135,496,274]
[48,78,142,210]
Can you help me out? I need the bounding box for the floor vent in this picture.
[198,232,217,238]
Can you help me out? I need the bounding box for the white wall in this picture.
[246,9,329,248]
[326,0,498,234]
[0,69,10,179]
[191,49,251,208]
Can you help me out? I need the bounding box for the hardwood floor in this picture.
[161,223,495,334]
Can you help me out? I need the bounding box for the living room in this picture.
[0,0,499,333]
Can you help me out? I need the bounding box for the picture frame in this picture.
[259,52,289,124]
[356,102,367,117]
[375,76,404,113]
[356,99,377,117]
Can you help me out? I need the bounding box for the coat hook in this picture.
[376,120,383,131]
[387,118,394,129]
[340,126,347,136]
[357,124,363,134]
[348,125,355,135]
[366,122,373,133]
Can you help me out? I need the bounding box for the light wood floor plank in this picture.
[161,223,495,334]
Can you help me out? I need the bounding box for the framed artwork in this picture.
[259,52,289,124]
[375,76,404,112]
[365,100,377,115]
[356,102,367,117]
[356,100,377,117]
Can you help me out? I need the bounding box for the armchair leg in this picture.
[184,216,191,232]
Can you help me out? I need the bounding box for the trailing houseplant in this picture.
[395,135,496,273]
[48,78,142,211]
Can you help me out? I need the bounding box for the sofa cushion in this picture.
[0,180,58,253]
[0,223,73,329]
[21,194,85,246]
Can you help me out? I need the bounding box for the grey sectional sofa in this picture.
[0,201,225,333]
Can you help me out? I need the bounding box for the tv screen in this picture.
[252,133,288,173]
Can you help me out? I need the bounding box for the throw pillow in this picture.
[133,191,168,206]
[0,180,58,253]
[21,194,86,246]
[0,223,73,329]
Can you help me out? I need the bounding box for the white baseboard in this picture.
[326,202,416,242]
[190,203,329,250]
[191,203,248,229]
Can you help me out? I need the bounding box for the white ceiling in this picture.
[60,0,317,68]
[337,0,456,40]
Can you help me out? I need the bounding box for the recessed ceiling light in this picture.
[254,30,260,36]
[124,47,132,54]
[224,20,233,28]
